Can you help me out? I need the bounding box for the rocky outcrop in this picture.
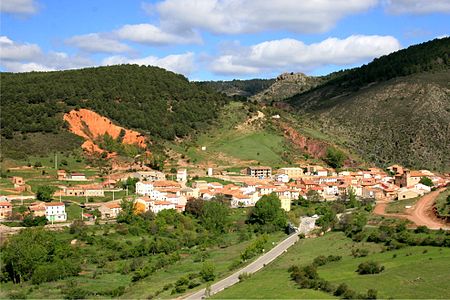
[63,109,147,154]
[251,72,322,103]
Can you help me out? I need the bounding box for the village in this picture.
[1,162,448,227]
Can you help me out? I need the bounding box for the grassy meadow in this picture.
[214,232,450,299]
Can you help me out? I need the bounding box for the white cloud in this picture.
[155,0,378,34]
[0,36,93,72]
[0,0,38,15]
[210,35,401,75]
[115,23,201,45]
[65,33,131,53]
[102,52,195,75]
[384,0,450,14]
[0,36,41,61]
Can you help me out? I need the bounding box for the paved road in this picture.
[184,232,300,299]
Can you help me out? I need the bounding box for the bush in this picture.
[366,288,378,299]
[200,262,216,282]
[357,261,385,275]
[351,248,369,258]
[238,272,252,282]
[334,283,350,296]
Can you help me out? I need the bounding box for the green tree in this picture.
[419,176,433,187]
[2,229,60,283]
[325,147,346,169]
[36,185,56,202]
[306,190,323,203]
[200,262,216,282]
[347,187,358,208]
[200,200,229,233]
[248,193,287,232]
[184,198,205,218]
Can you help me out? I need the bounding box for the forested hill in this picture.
[286,37,450,171]
[288,37,450,111]
[197,78,275,98]
[0,65,229,141]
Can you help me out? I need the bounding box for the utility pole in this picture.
[112,190,115,201]
[126,185,128,196]
[55,153,57,170]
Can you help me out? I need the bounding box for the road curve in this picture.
[184,232,300,299]
[408,188,448,229]
[374,188,449,230]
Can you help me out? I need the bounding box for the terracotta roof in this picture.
[105,202,121,209]
[152,180,180,187]
[153,201,174,205]
[0,201,12,207]
[45,202,65,207]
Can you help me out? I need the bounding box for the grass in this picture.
[386,197,420,213]
[436,188,450,217]
[168,102,292,168]
[213,232,450,299]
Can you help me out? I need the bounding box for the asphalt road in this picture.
[184,232,301,299]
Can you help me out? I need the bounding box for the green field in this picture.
[214,232,450,299]
[169,102,291,167]
[386,197,420,213]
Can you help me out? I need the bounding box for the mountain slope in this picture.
[250,72,323,103]
[0,65,229,158]
[287,38,450,170]
[198,78,275,97]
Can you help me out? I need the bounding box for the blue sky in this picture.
[1,0,449,80]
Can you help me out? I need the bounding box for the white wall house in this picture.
[150,201,176,214]
[136,181,154,196]
[45,203,67,222]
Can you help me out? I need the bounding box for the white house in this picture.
[150,201,176,214]
[414,183,432,193]
[68,173,87,181]
[136,181,154,196]
[275,174,289,183]
[45,202,67,222]
[176,169,187,182]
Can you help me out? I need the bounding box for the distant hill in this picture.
[198,78,275,98]
[0,65,229,158]
[250,72,323,103]
[286,38,450,170]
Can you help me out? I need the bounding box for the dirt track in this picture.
[374,188,449,230]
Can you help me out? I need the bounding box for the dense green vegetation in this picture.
[436,188,450,220]
[198,78,275,97]
[1,64,229,157]
[0,195,289,299]
[298,37,450,102]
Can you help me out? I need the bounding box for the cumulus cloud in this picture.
[65,33,131,53]
[155,0,378,34]
[115,23,201,45]
[102,52,195,75]
[0,0,38,15]
[384,0,450,14]
[210,35,401,75]
[0,35,41,61]
[0,36,93,72]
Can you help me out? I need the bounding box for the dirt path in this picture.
[374,188,449,230]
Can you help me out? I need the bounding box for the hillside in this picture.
[0,65,229,158]
[286,38,450,171]
[198,78,275,98]
[250,72,323,103]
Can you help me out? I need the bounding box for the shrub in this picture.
[238,272,252,282]
[351,248,369,258]
[357,261,385,275]
[200,262,216,282]
[366,288,378,299]
[334,283,350,296]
